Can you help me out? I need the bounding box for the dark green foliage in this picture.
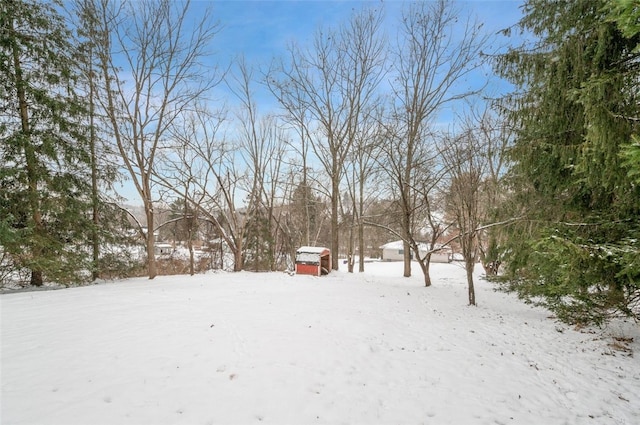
[92,203,146,279]
[495,0,640,324]
[0,0,95,286]
[290,181,321,246]
[608,0,640,42]
[243,207,274,272]
[608,0,640,183]
[498,222,640,325]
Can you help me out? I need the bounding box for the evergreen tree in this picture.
[495,0,640,324]
[291,181,320,247]
[608,0,640,184]
[243,206,273,272]
[0,0,94,286]
[72,0,123,281]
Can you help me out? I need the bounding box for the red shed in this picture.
[295,246,331,276]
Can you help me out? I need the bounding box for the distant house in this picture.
[379,240,450,263]
[154,243,173,257]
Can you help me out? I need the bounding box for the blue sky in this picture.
[207,0,525,66]
[196,0,527,112]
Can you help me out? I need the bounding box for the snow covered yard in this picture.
[1,262,639,425]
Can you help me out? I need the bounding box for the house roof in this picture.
[379,240,448,251]
[379,240,404,250]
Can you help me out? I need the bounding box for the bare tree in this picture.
[473,109,512,275]
[412,157,456,283]
[440,106,512,305]
[382,0,488,285]
[268,7,386,270]
[155,106,248,271]
[159,104,290,273]
[180,189,198,276]
[154,182,200,275]
[343,110,385,272]
[266,68,316,250]
[94,0,220,279]
[227,57,289,271]
[441,126,486,305]
[281,168,327,265]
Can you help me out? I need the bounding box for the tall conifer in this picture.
[495,0,640,324]
[0,0,93,285]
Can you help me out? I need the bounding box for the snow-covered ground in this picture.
[1,262,639,425]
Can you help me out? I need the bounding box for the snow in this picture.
[2,262,639,425]
[296,247,330,264]
[296,246,330,254]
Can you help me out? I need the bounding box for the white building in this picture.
[154,243,173,257]
[379,240,450,263]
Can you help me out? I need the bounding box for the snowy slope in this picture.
[1,262,639,425]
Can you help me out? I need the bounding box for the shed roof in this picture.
[296,246,330,254]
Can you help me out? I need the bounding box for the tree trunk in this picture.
[188,230,194,276]
[347,221,354,273]
[303,160,311,247]
[402,182,412,277]
[146,206,157,279]
[12,23,43,287]
[418,255,432,287]
[29,270,43,287]
[424,271,432,287]
[358,218,365,273]
[331,176,339,270]
[89,48,100,281]
[403,237,412,278]
[233,234,244,272]
[233,247,243,272]
[466,259,476,306]
[462,231,476,305]
[27,153,44,286]
[358,177,365,273]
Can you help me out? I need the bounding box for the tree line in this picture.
[1,0,638,324]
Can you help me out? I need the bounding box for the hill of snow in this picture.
[1,262,638,424]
